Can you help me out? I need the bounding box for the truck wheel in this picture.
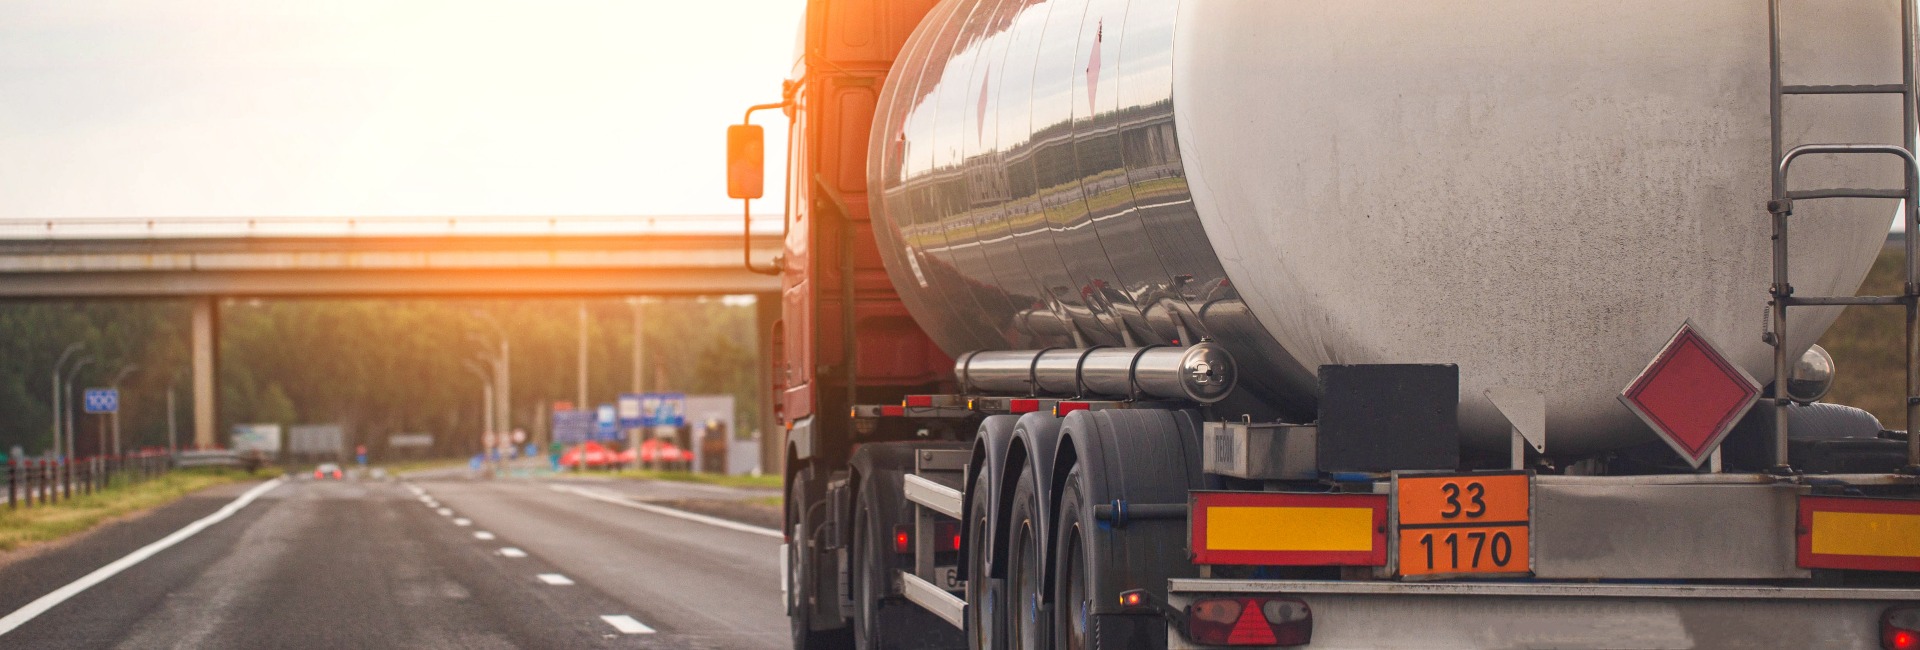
[790,468,849,650]
[1054,464,1093,650]
[1007,465,1049,650]
[966,469,1004,650]
[1053,462,1167,650]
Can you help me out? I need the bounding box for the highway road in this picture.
[0,472,787,649]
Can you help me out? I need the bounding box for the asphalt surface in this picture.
[0,472,787,649]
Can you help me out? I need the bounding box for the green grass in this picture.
[609,469,783,489]
[1820,244,1908,426]
[0,467,269,552]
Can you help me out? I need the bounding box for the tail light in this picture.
[894,525,911,554]
[1185,596,1311,647]
[314,470,322,479]
[1886,607,1920,650]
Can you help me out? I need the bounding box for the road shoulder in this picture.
[0,477,273,614]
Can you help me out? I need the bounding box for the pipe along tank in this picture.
[868,0,1898,455]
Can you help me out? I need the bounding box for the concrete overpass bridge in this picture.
[0,215,783,454]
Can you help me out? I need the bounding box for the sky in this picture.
[0,0,804,220]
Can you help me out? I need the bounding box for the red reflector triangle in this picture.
[1227,599,1278,645]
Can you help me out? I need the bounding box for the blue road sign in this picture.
[83,388,118,414]
[552,410,593,444]
[617,393,645,428]
[595,404,619,441]
[640,393,686,427]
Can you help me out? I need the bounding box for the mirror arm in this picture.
[742,101,791,276]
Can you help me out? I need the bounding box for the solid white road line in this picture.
[0,478,286,637]
[453,518,471,526]
[601,615,656,634]
[474,531,496,540]
[556,485,781,539]
[536,573,574,586]
[497,547,528,558]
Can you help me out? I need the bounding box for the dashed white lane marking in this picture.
[453,518,471,526]
[437,508,453,517]
[601,615,656,634]
[474,531,496,540]
[497,547,528,558]
[536,573,575,586]
[417,495,433,503]
[0,478,286,637]
[554,485,782,539]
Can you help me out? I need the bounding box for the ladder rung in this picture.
[1786,188,1910,200]
[1784,295,1912,306]
[1782,84,1909,95]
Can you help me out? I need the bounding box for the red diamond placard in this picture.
[1618,322,1763,468]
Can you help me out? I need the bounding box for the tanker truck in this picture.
[727,0,1920,647]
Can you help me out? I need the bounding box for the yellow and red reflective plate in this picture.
[1799,496,1920,572]
[1396,472,1531,578]
[1189,491,1387,566]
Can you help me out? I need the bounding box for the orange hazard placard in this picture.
[1396,472,1532,578]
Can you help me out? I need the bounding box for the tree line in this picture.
[0,297,762,459]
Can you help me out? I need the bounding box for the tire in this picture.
[1054,465,1092,650]
[1007,465,1049,650]
[966,470,1005,650]
[853,489,886,650]
[790,467,850,650]
[1052,464,1166,650]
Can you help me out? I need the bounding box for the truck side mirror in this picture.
[727,124,765,200]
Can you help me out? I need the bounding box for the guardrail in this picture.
[2,451,195,508]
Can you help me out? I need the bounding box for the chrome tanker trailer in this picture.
[729,0,1920,647]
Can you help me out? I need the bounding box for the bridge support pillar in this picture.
[191,296,218,450]
[755,292,783,478]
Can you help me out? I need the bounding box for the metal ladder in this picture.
[1766,0,1920,471]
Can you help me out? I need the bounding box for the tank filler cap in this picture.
[1179,342,1237,403]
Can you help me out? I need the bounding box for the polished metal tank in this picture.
[867,0,1900,454]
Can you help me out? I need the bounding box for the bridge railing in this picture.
[0,215,782,240]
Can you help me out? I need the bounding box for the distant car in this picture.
[314,463,344,480]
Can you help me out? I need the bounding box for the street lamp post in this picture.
[166,380,179,457]
[627,297,647,395]
[64,357,94,457]
[470,311,512,448]
[50,343,84,459]
[577,301,589,408]
[110,364,139,457]
[62,356,94,495]
[462,360,495,456]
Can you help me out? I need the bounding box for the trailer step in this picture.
[900,571,965,628]
[903,473,963,519]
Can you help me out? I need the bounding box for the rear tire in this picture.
[1055,465,1092,650]
[853,489,887,649]
[1052,463,1166,650]
[1007,465,1049,650]
[790,467,851,650]
[966,470,1004,650]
